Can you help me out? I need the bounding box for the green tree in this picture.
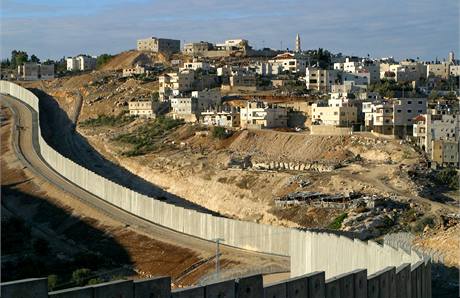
[30,54,40,63]
[11,50,28,68]
[428,90,439,101]
[444,91,457,101]
[96,54,113,68]
[71,268,92,286]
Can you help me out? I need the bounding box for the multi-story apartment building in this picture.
[183,41,214,56]
[191,89,221,111]
[432,140,459,167]
[268,53,307,74]
[413,104,459,167]
[240,101,288,129]
[137,37,180,54]
[305,68,338,92]
[334,58,380,83]
[66,55,97,71]
[170,89,221,122]
[17,63,54,80]
[159,70,196,100]
[341,71,370,86]
[426,63,449,79]
[128,100,155,117]
[201,105,240,128]
[364,98,427,137]
[311,100,357,126]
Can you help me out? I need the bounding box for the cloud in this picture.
[0,0,458,60]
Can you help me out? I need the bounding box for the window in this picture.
[397,110,402,113]
[407,101,412,104]
[418,101,423,104]
[408,110,412,113]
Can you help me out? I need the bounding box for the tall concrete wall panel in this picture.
[0,81,431,296]
[0,278,48,298]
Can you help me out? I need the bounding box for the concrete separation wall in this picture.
[1,269,432,297]
[384,232,445,263]
[0,81,430,296]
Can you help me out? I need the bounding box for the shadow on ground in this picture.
[1,185,134,290]
[32,88,218,215]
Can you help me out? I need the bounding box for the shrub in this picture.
[87,278,103,285]
[212,126,232,139]
[434,168,459,190]
[113,116,184,156]
[71,268,92,286]
[48,275,58,291]
[412,216,435,233]
[79,114,134,128]
[328,213,348,230]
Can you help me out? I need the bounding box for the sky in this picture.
[1,0,459,61]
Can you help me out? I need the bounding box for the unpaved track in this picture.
[0,94,289,276]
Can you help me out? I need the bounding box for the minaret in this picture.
[295,33,301,53]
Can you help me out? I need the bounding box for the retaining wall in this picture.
[0,81,430,296]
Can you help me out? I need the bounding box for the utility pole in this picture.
[213,238,224,279]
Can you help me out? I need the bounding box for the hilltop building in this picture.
[137,37,180,54]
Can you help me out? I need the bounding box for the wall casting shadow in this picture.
[32,88,218,215]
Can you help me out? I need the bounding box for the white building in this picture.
[128,100,155,117]
[170,89,221,122]
[201,105,240,128]
[413,112,460,154]
[215,39,249,51]
[66,55,97,71]
[364,98,427,137]
[334,58,380,83]
[269,53,307,74]
[305,68,338,92]
[159,70,196,100]
[180,60,212,72]
[240,101,288,129]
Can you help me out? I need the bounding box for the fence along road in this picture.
[0,81,425,282]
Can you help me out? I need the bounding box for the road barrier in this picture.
[0,81,431,297]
